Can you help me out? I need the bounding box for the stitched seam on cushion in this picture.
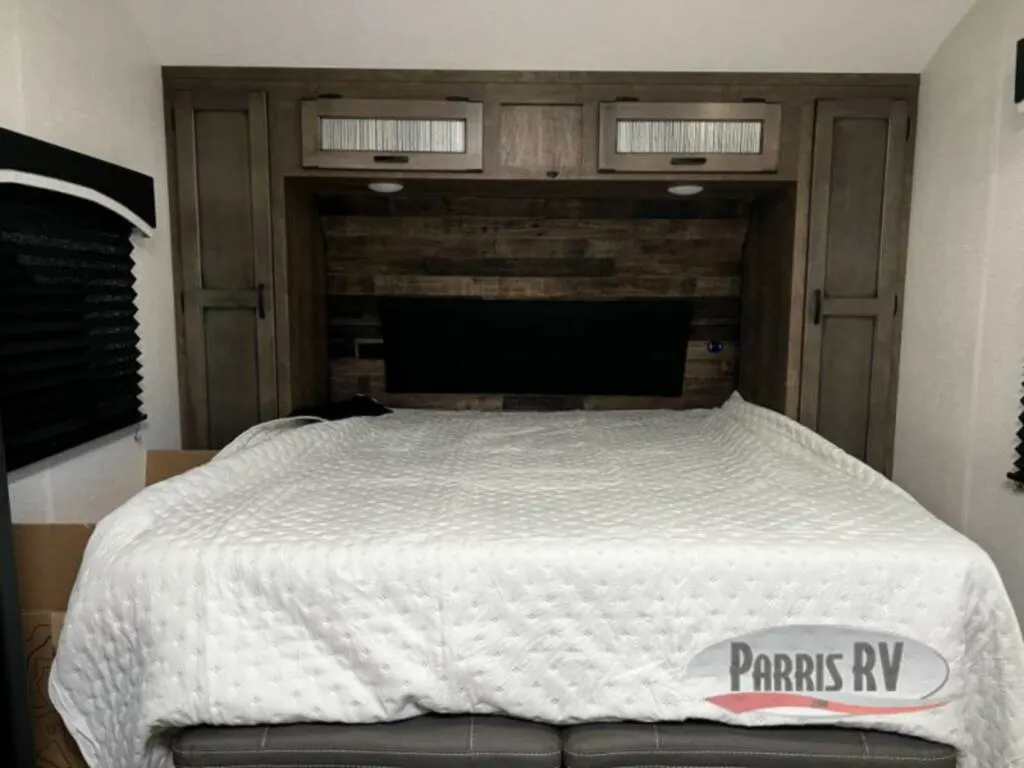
[176,749,563,757]
[653,724,660,750]
[196,764,408,768]
[563,750,955,761]
[590,763,951,768]
[194,764,559,768]
[470,716,475,753]
[260,726,270,750]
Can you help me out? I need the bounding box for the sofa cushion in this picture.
[172,715,561,768]
[562,721,958,768]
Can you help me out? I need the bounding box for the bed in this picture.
[49,395,1024,768]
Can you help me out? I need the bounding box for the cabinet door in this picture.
[497,103,584,178]
[173,91,277,448]
[800,100,909,473]
[301,98,483,171]
[598,101,782,173]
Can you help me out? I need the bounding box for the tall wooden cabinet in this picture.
[800,100,911,474]
[172,91,278,448]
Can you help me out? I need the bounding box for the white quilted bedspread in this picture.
[50,395,1024,768]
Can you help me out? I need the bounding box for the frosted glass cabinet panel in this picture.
[598,102,782,173]
[302,98,483,171]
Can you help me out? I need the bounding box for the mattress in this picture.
[50,394,1024,768]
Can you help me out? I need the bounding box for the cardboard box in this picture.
[15,524,93,768]
[145,450,217,486]
[22,611,87,768]
[14,450,215,768]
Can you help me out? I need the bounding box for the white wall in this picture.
[895,0,1024,613]
[123,0,975,74]
[0,0,22,130]
[1,0,180,523]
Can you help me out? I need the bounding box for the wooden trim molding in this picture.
[164,67,920,90]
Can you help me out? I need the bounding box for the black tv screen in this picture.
[379,297,692,397]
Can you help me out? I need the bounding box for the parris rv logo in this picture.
[684,625,951,717]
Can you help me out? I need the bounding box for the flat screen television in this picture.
[380,297,693,397]
[0,419,34,768]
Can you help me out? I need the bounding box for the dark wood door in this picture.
[173,91,277,448]
[800,99,910,474]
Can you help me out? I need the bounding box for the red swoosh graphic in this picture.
[707,692,949,715]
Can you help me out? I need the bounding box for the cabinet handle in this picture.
[812,289,823,325]
[257,283,266,319]
[670,157,708,166]
[373,154,409,164]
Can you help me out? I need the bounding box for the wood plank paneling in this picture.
[323,194,748,410]
[326,275,741,298]
[422,256,616,277]
[318,194,752,220]
[323,215,749,241]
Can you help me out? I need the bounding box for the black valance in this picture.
[0,127,155,233]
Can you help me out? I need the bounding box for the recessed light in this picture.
[368,181,404,194]
[667,184,704,197]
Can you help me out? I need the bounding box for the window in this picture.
[0,186,143,470]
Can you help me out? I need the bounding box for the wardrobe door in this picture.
[800,100,910,474]
[173,91,277,448]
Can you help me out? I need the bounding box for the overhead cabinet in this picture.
[598,102,783,173]
[301,98,484,171]
[497,103,585,178]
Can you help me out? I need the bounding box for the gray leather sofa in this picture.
[172,716,958,768]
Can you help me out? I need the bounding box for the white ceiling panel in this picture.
[121,0,976,73]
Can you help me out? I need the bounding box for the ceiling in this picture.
[123,0,976,73]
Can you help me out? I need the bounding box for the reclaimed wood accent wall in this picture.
[322,194,750,410]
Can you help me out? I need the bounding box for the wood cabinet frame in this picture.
[164,69,919,457]
[597,101,783,173]
[301,98,484,171]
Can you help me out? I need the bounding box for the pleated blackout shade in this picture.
[0,185,143,471]
[1012,385,1024,486]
